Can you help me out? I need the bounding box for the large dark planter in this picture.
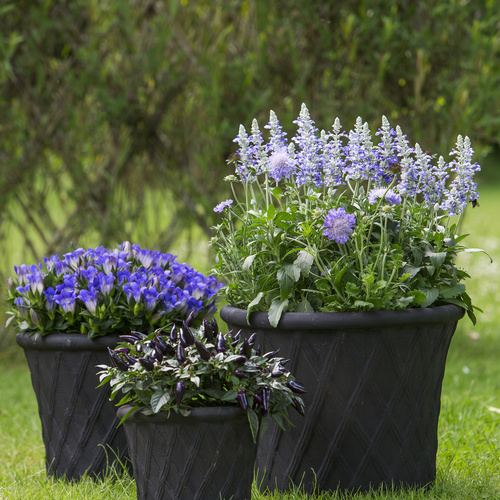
[118,405,257,500]
[221,304,464,493]
[16,332,129,480]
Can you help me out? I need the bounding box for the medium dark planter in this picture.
[118,405,257,500]
[221,304,464,494]
[16,332,129,480]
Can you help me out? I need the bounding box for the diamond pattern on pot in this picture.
[247,320,456,492]
[24,348,128,480]
[124,410,256,500]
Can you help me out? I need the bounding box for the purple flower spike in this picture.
[368,188,402,206]
[322,208,356,244]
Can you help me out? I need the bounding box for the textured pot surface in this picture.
[17,332,129,480]
[118,406,257,500]
[221,305,464,493]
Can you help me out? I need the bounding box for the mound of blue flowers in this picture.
[7,242,222,338]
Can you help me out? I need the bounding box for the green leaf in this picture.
[420,287,439,307]
[267,203,276,220]
[284,263,301,282]
[150,389,171,413]
[221,390,238,401]
[439,283,466,299]
[295,299,314,313]
[247,408,260,443]
[294,250,314,278]
[268,298,289,327]
[426,251,447,267]
[464,247,493,263]
[242,254,257,271]
[117,404,142,426]
[247,291,264,321]
[277,268,294,299]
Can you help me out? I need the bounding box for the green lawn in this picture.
[0,186,499,500]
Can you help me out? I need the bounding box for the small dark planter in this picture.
[221,304,464,494]
[118,405,257,500]
[16,332,129,480]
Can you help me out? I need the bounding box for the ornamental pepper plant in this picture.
[6,242,222,338]
[98,316,305,441]
[211,104,488,327]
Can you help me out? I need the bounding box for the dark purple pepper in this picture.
[108,348,129,371]
[119,334,140,344]
[176,343,186,364]
[211,317,219,337]
[253,344,261,356]
[261,386,271,413]
[175,381,185,407]
[124,353,137,365]
[263,348,280,360]
[185,310,196,327]
[233,369,248,379]
[253,393,263,409]
[216,332,226,353]
[164,343,176,356]
[170,324,178,342]
[230,329,240,341]
[135,343,143,353]
[247,332,257,345]
[232,356,247,366]
[271,369,286,378]
[114,347,131,354]
[287,380,307,394]
[237,391,248,411]
[195,340,211,361]
[179,327,195,347]
[139,356,155,371]
[280,358,290,366]
[154,334,168,356]
[129,330,147,339]
[292,398,306,416]
[202,319,213,341]
[153,349,163,363]
[239,339,252,358]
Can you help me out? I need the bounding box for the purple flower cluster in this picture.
[228,105,480,217]
[9,242,222,338]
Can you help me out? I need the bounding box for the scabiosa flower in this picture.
[368,188,402,206]
[214,199,233,213]
[322,208,356,244]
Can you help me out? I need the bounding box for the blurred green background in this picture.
[1,0,500,349]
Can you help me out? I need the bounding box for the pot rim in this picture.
[220,304,465,331]
[16,331,123,351]
[117,405,247,424]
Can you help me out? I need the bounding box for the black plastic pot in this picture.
[221,304,464,494]
[16,332,129,480]
[118,405,257,500]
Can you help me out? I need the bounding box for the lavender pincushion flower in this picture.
[322,208,356,244]
[214,199,233,213]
